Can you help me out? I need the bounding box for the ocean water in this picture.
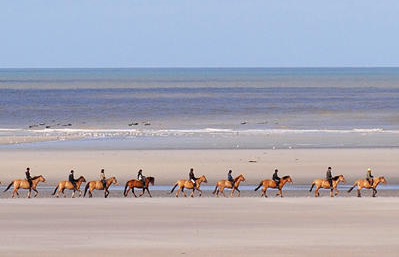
[1,68,399,149]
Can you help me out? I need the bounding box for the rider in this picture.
[137,169,146,188]
[25,167,33,189]
[189,168,198,188]
[366,168,374,187]
[227,170,234,187]
[272,169,280,188]
[100,169,106,189]
[68,170,77,190]
[326,167,333,188]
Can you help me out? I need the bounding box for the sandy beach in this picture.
[0,197,398,257]
[0,148,397,186]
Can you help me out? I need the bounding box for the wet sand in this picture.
[0,148,397,186]
[0,197,399,257]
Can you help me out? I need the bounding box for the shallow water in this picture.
[2,68,399,149]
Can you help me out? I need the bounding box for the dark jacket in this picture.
[326,170,332,180]
[189,171,196,181]
[25,171,32,181]
[273,172,280,182]
[228,173,234,182]
[69,173,75,183]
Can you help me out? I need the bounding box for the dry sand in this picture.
[0,197,399,257]
[0,148,397,185]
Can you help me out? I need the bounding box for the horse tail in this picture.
[84,183,90,197]
[212,184,218,194]
[170,183,179,194]
[4,181,14,192]
[254,182,262,191]
[348,182,357,193]
[52,185,59,195]
[123,181,129,197]
[309,182,315,192]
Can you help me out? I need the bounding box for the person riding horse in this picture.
[326,167,333,188]
[272,169,280,188]
[366,168,374,186]
[100,169,106,189]
[189,168,198,188]
[25,167,33,189]
[137,169,146,188]
[227,170,234,187]
[68,170,77,190]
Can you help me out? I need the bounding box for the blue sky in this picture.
[1,0,398,68]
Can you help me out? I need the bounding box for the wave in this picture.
[1,127,398,138]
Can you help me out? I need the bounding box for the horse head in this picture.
[33,175,46,183]
[334,175,346,183]
[282,175,293,184]
[78,176,86,183]
[109,176,118,185]
[199,175,208,183]
[148,176,155,185]
[235,174,246,182]
[378,176,387,184]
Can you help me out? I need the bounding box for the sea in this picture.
[1,67,399,149]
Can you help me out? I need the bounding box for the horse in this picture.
[212,174,246,197]
[84,177,118,198]
[254,175,293,197]
[348,176,387,197]
[170,175,208,197]
[123,176,155,197]
[309,174,346,197]
[52,176,87,198]
[4,175,46,198]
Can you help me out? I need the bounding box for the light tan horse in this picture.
[170,175,208,197]
[348,176,387,197]
[4,175,46,198]
[52,176,86,198]
[123,177,155,197]
[84,177,118,198]
[309,174,346,197]
[254,175,293,197]
[212,174,246,197]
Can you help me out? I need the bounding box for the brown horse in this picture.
[52,176,86,198]
[212,174,246,197]
[309,174,346,197]
[254,175,293,197]
[84,177,118,198]
[4,175,46,198]
[170,175,208,197]
[123,176,155,197]
[348,176,387,197]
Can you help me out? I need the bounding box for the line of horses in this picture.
[0,173,387,198]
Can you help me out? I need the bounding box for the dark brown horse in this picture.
[123,177,155,197]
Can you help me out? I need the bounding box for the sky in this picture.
[0,0,398,68]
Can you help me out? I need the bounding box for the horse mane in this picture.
[332,175,340,181]
[282,175,290,179]
[234,174,243,182]
[31,175,42,180]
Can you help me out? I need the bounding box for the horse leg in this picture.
[72,190,76,198]
[12,188,17,198]
[335,188,339,196]
[197,188,202,197]
[190,189,195,198]
[236,188,241,197]
[221,187,227,198]
[139,188,145,197]
[372,188,377,197]
[176,187,181,198]
[27,189,31,198]
[132,188,137,198]
[279,188,283,198]
[315,186,319,197]
[230,187,235,198]
[182,187,187,197]
[89,189,93,198]
[33,188,39,197]
[147,188,152,198]
[330,188,334,197]
[357,187,361,197]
